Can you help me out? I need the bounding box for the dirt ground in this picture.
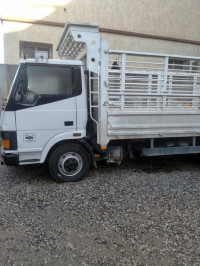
[0,155,200,265]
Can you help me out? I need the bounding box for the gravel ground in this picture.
[0,155,200,265]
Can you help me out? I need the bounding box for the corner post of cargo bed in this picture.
[98,38,109,145]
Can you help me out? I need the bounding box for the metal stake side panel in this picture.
[106,51,200,142]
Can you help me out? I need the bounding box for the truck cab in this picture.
[0,58,88,174]
[1,22,104,182]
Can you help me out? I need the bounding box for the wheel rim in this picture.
[58,152,83,177]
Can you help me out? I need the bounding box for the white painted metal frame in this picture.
[88,66,100,126]
[57,22,101,74]
[99,39,109,145]
[105,50,200,142]
[107,50,200,113]
[57,22,200,145]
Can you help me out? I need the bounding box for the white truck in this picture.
[1,22,200,182]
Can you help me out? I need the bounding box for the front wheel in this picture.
[49,144,90,182]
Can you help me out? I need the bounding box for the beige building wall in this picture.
[3,23,63,64]
[48,0,200,40]
[2,0,200,65]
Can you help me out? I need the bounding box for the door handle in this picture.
[64,121,73,126]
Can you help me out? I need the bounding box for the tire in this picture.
[49,144,90,182]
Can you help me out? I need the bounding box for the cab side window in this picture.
[15,65,82,107]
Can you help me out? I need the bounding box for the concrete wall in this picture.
[0,64,18,112]
[2,0,200,65]
[3,23,63,65]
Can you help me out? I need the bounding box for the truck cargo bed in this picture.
[56,22,200,146]
[102,51,200,143]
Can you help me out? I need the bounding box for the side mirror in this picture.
[2,98,7,110]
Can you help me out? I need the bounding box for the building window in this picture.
[168,58,189,70]
[19,41,53,59]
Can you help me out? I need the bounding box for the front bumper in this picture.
[1,151,19,166]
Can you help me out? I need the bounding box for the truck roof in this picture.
[20,59,83,66]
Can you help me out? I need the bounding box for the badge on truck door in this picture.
[23,133,36,142]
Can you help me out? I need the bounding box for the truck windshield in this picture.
[15,64,82,107]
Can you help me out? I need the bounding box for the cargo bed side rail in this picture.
[107,50,200,113]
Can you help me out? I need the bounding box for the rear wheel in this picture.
[49,144,90,182]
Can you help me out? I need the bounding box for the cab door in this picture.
[14,63,82,151]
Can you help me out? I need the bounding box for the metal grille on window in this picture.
[19,41,53,59]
